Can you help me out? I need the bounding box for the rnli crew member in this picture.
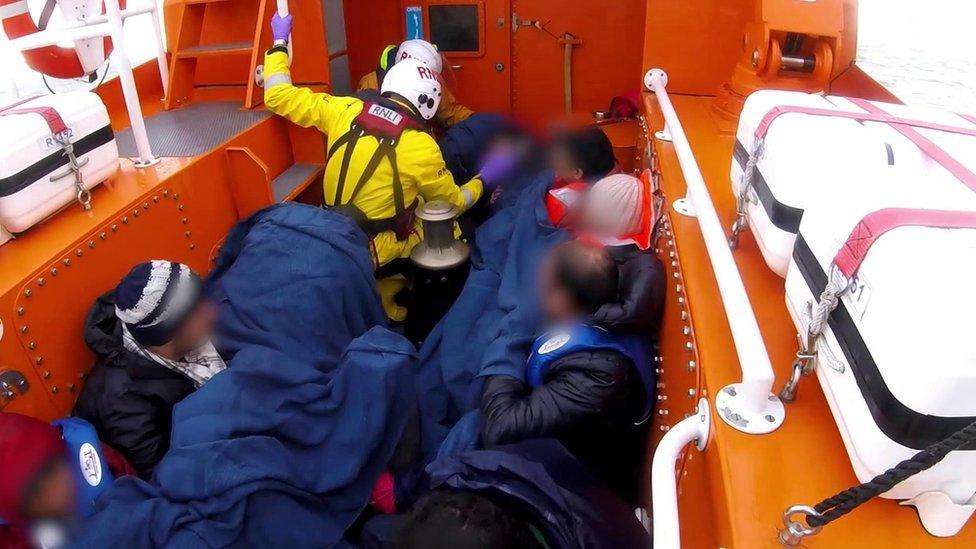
[360,439,650,549]
[264,15,516,320]
[479,241,656,504]
[358,39,474,129]
[0,412,135,548]
[545,126,618,227]
[73,261,226,477]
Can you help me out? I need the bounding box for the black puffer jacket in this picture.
[480,246,666,503]
[73,292,196,477]
[595,244,667,337]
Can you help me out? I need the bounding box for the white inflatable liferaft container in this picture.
[0,92,118,234]
[731,90,976,277]
[784,151,976,537]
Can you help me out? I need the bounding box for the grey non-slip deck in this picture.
[117,102,271,158]
[272,163,322,202]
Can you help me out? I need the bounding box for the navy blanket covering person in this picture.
[414,174,569,454]
[206,203,385,366]
[75,205,417,548]
[361,439,650,549]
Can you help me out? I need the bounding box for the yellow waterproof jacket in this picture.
[357,70,474,129]
[264,49,483,267]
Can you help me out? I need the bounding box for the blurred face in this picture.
[538,255,578,324]
[170,300,217,356]
[548,145,583,182]
[23,459,76,523]
[577,194,614,237]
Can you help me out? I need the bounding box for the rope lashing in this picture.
[805,419,976,528]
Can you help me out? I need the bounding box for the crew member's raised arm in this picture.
[263,14,336,133]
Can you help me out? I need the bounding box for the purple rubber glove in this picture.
[271,13,292,42]
[478,146,521,190]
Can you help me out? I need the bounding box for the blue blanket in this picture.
[76,205,417,548]
[438,113,511,183]
[414,174,568,454]
[207,203,385,367]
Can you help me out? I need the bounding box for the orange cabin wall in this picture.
[509,0,647,127]
[340,0,649,126]
[641,0,753,96]
[344,0,403,87]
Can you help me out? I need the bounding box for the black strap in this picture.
[343,139,406,216]
[328,129,362,206]
[375,257,414,280]
[37,0,58,31]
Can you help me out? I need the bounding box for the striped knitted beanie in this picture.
[114,260,203,347]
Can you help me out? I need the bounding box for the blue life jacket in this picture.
[526,324,656,423]
[51,418,114,519]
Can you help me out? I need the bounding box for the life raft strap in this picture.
[754,99,976,194]
[0,97,68,135]
[833,207,976,279]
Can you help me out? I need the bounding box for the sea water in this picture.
[857,0,976,112]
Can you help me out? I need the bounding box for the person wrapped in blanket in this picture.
[72,261,227,476]
[361,439,650,549]
[0,412,135,548]
[480,174,666,505]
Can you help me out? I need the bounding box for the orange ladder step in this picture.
[176,41,254,59]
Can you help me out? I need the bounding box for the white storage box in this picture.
[785,171,976,537]
[0,92,118,233]
[730,90,976,277]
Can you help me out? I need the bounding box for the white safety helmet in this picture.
[381,58,443,120]
[395,39,443,73]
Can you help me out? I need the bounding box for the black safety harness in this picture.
[326,90,427,241]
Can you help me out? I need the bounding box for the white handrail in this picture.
[104,0,156,166]
[644,69,784,434]
[6,1,166,167]
[652,398,710,549]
